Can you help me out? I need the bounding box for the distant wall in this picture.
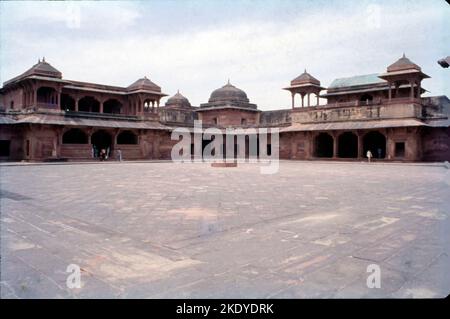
[259,109,291,127]
[158,108,197,125]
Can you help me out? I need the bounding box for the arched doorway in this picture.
[103,99,122,114]
[338,132,358,158]
[62,128,88,144]
[315,133,334,158]
[360,94,373,105]
[37,87,58,106]
[91,130,112,157]
[363,131,386,159]
[79,96,100,113]
[61,94,75,111]
[117,130,138,144]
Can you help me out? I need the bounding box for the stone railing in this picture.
[291,100,423,124]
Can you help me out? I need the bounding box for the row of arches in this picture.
[62,129,138,146]
[315,131,386,159]
[60,94,123,114]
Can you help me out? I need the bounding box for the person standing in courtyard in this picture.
[366,150,373,163]
[116,149,122,162]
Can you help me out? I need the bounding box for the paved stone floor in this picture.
[0,161,449,298]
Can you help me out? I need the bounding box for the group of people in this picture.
[92,146,122,162]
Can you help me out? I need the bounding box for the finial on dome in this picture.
[227,78,230,85]
[304,68,307,73]
[144,75,147,79]
[177,89,180,94]
[402,53,406,58]
[42,56,46,62]
[38,58,41,63]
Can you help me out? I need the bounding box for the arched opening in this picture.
[61,94,75,111]
[62,128,88,144]
[308,93,319,106]
[363,131,386,159]
[37,87,57,105]
[315,133,334,158]
[78,96,100,113]
[338,132,358,158]
[103,99,122,114]
[91,130,112,157]
[143,99,154,113]
[360,94,373,105]
[117,130,138,145]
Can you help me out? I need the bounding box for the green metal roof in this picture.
[328,73,386,89]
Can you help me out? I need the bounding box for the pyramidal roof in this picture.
[291,70,321,86]
[387,54,421,72]
[10,58,62,83]
[127,76,161,92]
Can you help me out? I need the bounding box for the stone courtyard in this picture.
[0,161,449,298]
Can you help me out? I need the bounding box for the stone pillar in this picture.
[316,94,319,106]
[332,133,338,158]
[301,94,304,107]
[33,87,37,106]
[307,93,310,107]
[291,93,295,109]
[75,98,79,112]
[388,82,392,101]
[417,81,421,99]
[57,90,61,110]
[357,133,363,159]
[410,80,414,100]
[100,100,104,113]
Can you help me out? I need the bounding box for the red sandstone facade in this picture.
[0,55,449,162]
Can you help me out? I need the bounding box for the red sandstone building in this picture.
[0,55,449,162]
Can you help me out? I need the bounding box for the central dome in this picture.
[165,90,191,108]
[208,81,249,104]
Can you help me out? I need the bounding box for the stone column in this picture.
[99,100,104,113]
[75,98,79,112]
[417,81,421,99]
[388,82,392,101]
[410,80,414,100]
[332,133,338,158]
[291,93,295,109]
[33,87,37,106]
[57,89,61,110]
[301,94,305,107]
[357,132,363,159]
[307,93,310,107]
[316,94,319,106]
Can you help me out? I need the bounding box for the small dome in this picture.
[165,90,191,108]
[208,81,249,104]
[387,54,421,72]
[291,69,320,86]
[127,76,161,92]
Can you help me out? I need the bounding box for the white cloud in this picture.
[1,1,449,109]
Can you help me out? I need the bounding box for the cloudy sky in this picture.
[0,0,449,109]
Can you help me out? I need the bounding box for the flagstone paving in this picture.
[1,161,449,298]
